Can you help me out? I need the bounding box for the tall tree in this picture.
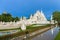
[0,12,19,22]
[14,17,19,22]
[53,11,60,23]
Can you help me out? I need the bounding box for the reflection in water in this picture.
[51,25,58,35]
[51,28,54,35]
[56,24,58,27]
[0,30,19,36]
[51,26,54,35]
[40,34,43,37]
[32,25,59,40]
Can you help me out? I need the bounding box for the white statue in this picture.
[21,24,26,31]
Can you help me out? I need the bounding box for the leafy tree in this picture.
[0,12,20,22]
[53,11,60,23]
[14,17,19,22]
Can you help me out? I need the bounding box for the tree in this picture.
[14,17,19,22]
[0,12,20,22]
[53,11,60,23]
[1,13,12,22]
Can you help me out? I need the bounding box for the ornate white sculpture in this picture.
[21,24,26,31]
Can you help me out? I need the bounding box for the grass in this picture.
[0,24,51,40]
[54,31,60,40]
[0,24,51,31]
[26,24,51,33]
[0,28,21,31]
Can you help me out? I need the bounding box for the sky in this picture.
[0,0,60,19]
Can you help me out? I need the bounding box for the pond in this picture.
[32,25,59,40]
[0,30,20,36]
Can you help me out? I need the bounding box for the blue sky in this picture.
[0,0,60,19]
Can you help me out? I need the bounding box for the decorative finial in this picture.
[41,8,43,13]
[51,14,53,20]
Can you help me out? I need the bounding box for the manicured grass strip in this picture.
[0,28,21,31]
[0,24,51,31]
[54,31,60,40]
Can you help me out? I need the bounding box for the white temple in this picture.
[0,10,54,29]
[28,10,50,24]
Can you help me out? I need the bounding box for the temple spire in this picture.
[20,16,23,21]
[41,9,43,14]
[51,14,53,21]
[30,14,33,19]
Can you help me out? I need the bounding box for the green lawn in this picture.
[0,28,21,31]
[54,31,60,40]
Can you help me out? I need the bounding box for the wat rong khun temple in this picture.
[0,10,58,40]
[0,10,55,30]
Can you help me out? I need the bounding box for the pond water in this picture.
[0,30,19,36]
[0,25,59,40]
[32,26,59,40]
